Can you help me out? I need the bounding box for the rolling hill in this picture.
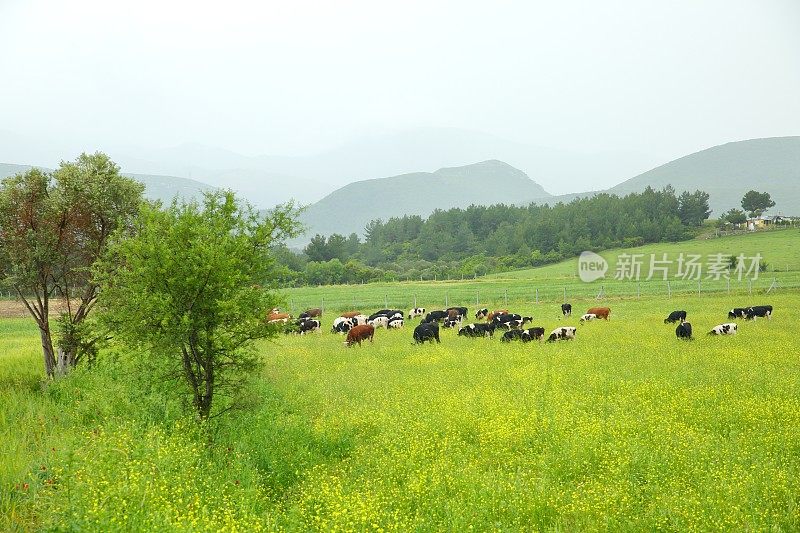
[296,160,551,240]
[0,163,215,204]
[609,136,800,216]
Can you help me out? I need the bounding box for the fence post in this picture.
[536,288,539,304]
[748,279,752,295]
[727,278,730,294]
[445,292,449,307]
[667,280,671,298]
[384,294,388,308]
[414,294,417,308]
[504,289,508,306]
[697,280,701,296]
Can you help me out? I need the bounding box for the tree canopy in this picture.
[741,190,775,217]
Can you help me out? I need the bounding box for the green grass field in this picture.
[282,229,800,314]
[3,229,800,530]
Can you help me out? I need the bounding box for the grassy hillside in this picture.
[296,160,550,241]
[281,229,800,312]
[0,162,215,204]
[608,136,800,216]
[4,291,800,530]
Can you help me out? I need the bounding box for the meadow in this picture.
[3,288,800,531]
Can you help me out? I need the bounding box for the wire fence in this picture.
[282,271,800,315]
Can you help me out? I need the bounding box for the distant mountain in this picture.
[0,163,215,204]
[609,137,800,215]
[295,160,550,241]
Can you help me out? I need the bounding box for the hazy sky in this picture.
[1,0,799,163]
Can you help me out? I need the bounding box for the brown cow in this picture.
[301,308,322,318]
[267,311,291,323]
[586,307,611,320]
[345,324,374,347]
[487,309,509,322]
[340,311,362,319]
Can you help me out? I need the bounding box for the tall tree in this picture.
[0,154,144,377]
[304,234,329,262]
[741,190,776,218]
[96,191,300,420]
[677,190,712,227]
[722,208,747,226]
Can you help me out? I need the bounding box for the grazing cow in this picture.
[586,307,611,320]
[368,316,389,329]
[413,323,440,344]
[521,327,546,342]
[332,317,356,334]
[345,324,375,347]
[408,307,426,319]
[387,317,404,329]
[487,309,510,322]
[369,309,401,321]
[709,323,738,335]
[298,319,321,334]
[579,313,598,323]
[675,322,693,340]
[443,316,463,329]
[547,327,577,342]
[745,305,773,320]
[475,308,489,319]
[561,303,572,317]
[340,311,363,319]
[446,307,468,319]
[664,310,687,324]
[727,308,748,319]
[501,329,525,342]
[422,310,449,323]
[458,323,496,338]
[299,308,322,319]
[352,314,369,326]
[267,311,291,324]
[492,313,521,324]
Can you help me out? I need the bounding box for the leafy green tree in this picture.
[304,234,329,262]
[722,208,747,226]
[0,154,144,377]
[96,191,299,420]
[326,233,348,262]
[741,190,775,217]
[677,190,712,227]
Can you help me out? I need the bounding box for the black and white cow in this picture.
[501,329,525,342]
[443,316,463,329]
[709,323,737,335]
[675,322,693,340]
[408,307,426,319]
[298,319,321,334]
[352,314,369,326]
[368,316,389,329]
[369,309,403,322]
[458,323,495,338]
[388,316,404,328]
[745,305,773,320]
[422,310,449,323]
[664,310,687,324]
[728,308,748,319]
[331,317,356,334]
[521,327,546,342]
[579,313,598,323]
[413,323,440,344]
[446,307,468,319]
[547,326,576,342]
[475,308,489,319]
[561,303,572,317]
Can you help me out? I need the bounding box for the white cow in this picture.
[709,323,738,335]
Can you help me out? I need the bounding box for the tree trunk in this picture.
[55,346,76,377]
[39,325,56,378]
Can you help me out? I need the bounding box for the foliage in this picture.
[0,153,144,377]
[721,208,748,227]
[96,191,300,420]
[741,190,776,217]
[677,190,712,226]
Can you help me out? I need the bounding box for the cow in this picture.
[579,313,598,323]
[709,323,738,335]
[267,311,291,324]
[369,309,402,321]
[475,308,489,319]
[561,303,572,317]
[586,307,611,320]
[496,317,533,330]
[745,305,773,320]
[299,308,322,319]
[422,310,449,323]
[501,329,525,342]
[664,310,687,324]
[446,307,468,320]
[675,322,693,340]
[352,314,369,326]
[340,311,363,319]
[443,316,463,329]
[487,309,510,322]
[408,307,426,319]
[727,308,748,319]
[458,323,495,338]
[521,327,546,342]
[491,313,521,324]
[368,316,389,329]
[547,327,577,342]
[413,323,440,344]
[298,319,321,334]
[387,317,404,328]
[345,324,374,347]
[332,317,356,334]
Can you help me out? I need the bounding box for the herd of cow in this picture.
[268,301,775,347]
